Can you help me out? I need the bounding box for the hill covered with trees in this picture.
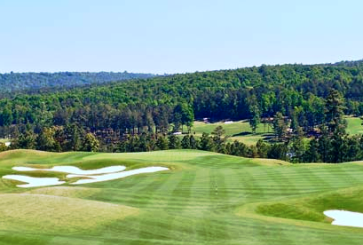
[1,60,363,162]
[0,71,155,94]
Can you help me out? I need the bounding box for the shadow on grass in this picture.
[231,132,280,144]
[232,132,253,136]
[232,132,274,137]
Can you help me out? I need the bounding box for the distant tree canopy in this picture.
[0,71,155,94]
[2,61,363,130]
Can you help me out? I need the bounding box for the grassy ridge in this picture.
[1,150,363,244]
[255,186,363,223]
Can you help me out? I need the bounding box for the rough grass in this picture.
[27,186,101,198]
[0,193,138,233]
[1,150,363,244]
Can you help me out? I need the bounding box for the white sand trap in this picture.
[2,175,65,188]
[324,210,363,228]
[69,167,169,185]
[13,165,126,175]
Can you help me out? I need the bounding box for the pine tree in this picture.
[181,135,191,149]
[168,135,181,149]
[211,126,227,150]
[289,127,305,163]
[273,112,287,141]
[317,127,332,162]
[189,135,198,149]
[199,133,214,151]
[156,135,169,150]
[36,127,56,151]
[325,89,346,133]
[256,139,269,158]
[249,105,261,134]
[83,133,99,152]
[304,138,320,162]
[17,130,36,149]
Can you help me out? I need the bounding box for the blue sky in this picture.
[0,0,362,74]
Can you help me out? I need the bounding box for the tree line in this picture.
[1,61,363,162]
[1,88,360,163]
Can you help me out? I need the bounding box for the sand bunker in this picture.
[69,167,169,185]
[3,165,169,187]
[324,210,363,228]
[13,165,126,175]
[2,175,65,188]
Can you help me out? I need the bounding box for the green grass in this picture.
[346,117,363,135]
[191,120,272,145]
[0,138,10,143]
[1,149,363,244]
[189,116,363,145]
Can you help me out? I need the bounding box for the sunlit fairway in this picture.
[346,117,363,135]
[2,149,363,244]
[189,117,363,146]
[191,120,272,145]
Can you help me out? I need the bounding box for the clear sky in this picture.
[0,0,362,74]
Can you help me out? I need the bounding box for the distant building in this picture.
[203,118,210,123]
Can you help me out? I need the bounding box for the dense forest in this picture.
[1,60,363,163]
[0,71,155,94]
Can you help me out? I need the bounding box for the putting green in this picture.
[1,149,363,244]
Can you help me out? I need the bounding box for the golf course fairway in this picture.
[1,149,363,244]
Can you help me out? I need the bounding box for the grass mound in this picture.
[256,186,363,224]
[0,193,138,233]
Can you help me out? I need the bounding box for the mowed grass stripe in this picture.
[235,167,265,202]
[280,167,331,194]
[222,168,248,205]
[259,166,300,198]
[293,167,335,192]
[165,170,196,212]
[338,165,363,186]
[87,172,172,206]
[141,172,187,211]
[308,166,359,190]
[166,170,198,243]
[170,169,209,243]
[123,172,186,245]
[189,168,216,244]
[211,168,230,213]
[194,169,231,243]
[132,171,197,244]
[212,168,232,241]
